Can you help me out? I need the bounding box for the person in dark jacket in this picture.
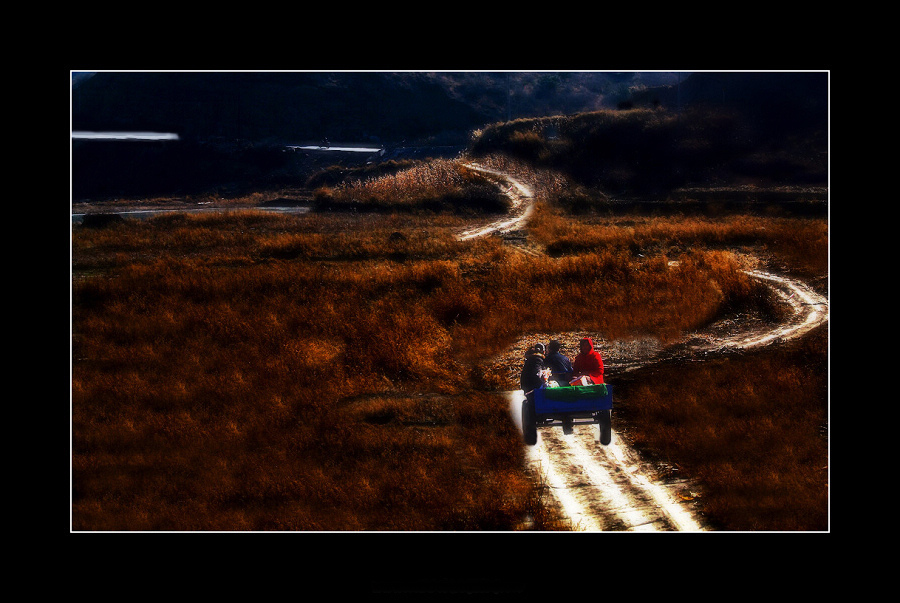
[520,343,547,395]
[571,337,604,385]
[544,339,573,386]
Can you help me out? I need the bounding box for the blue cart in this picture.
[522,383,613,446]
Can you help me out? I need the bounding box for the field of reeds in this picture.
[312,159,510,214]
[71,155,828,531]
[613,327,828,531]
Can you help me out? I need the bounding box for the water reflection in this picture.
[287,144,382,153]
[72,206,309,223]
[72,131,180,141]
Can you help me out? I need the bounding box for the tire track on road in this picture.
[509,391,704,532]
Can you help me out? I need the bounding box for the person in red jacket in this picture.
[571,337,604,385]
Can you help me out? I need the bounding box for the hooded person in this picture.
[545,339,573,386]
[519,343,547,395]
[571,337,604,385]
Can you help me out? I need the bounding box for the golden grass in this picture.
[615,328,828,531]
[529,203,828,276]
[71,166,827,531]
[313,159,510,214]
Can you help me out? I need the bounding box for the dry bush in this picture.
[313,159,510,214]
[466,153,572,201]
[529,204,827,280]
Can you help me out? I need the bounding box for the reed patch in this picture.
[72,160,827,531]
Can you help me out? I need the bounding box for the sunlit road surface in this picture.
[507,391,706,532]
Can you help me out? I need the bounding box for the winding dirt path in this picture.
[462,161,829,532]
[458,163,536,241]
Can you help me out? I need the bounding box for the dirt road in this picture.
[458,163,535,241]
[464,162,829,532]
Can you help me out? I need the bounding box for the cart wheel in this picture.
[522,398,537,446]
[597,409,612,445]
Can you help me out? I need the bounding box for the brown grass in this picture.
[529,203,828,276]
[312,159,510,214]
[614,328,828,531]
[71,163,828,531]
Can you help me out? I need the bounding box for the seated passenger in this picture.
[545,339,573,386]
[570,337,604,385]
[520,343,546,395]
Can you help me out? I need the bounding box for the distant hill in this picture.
[70,71,827,200]
[72,72,483,144]
[628,71,828,135]
[71,71,689,145]
[466,72,828,195]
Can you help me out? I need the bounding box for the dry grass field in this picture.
[71,156,828,531]
[614,328,828,531]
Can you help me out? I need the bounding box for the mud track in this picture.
[463,162,829,532]
[458,163,537,246]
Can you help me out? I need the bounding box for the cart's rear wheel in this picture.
[522,398,537,445]
[597,409,612,445]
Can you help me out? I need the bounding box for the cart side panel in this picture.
[534,384,613,414]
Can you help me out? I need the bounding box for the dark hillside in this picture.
[71,71,826,201]
[71,72,498,200]
[470,72,827,197]
[72,72,489,144]
[629,71,827,136]
[72,72,688,144]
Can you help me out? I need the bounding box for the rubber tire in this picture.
[597,409,612,445]
[522,398,537,445]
